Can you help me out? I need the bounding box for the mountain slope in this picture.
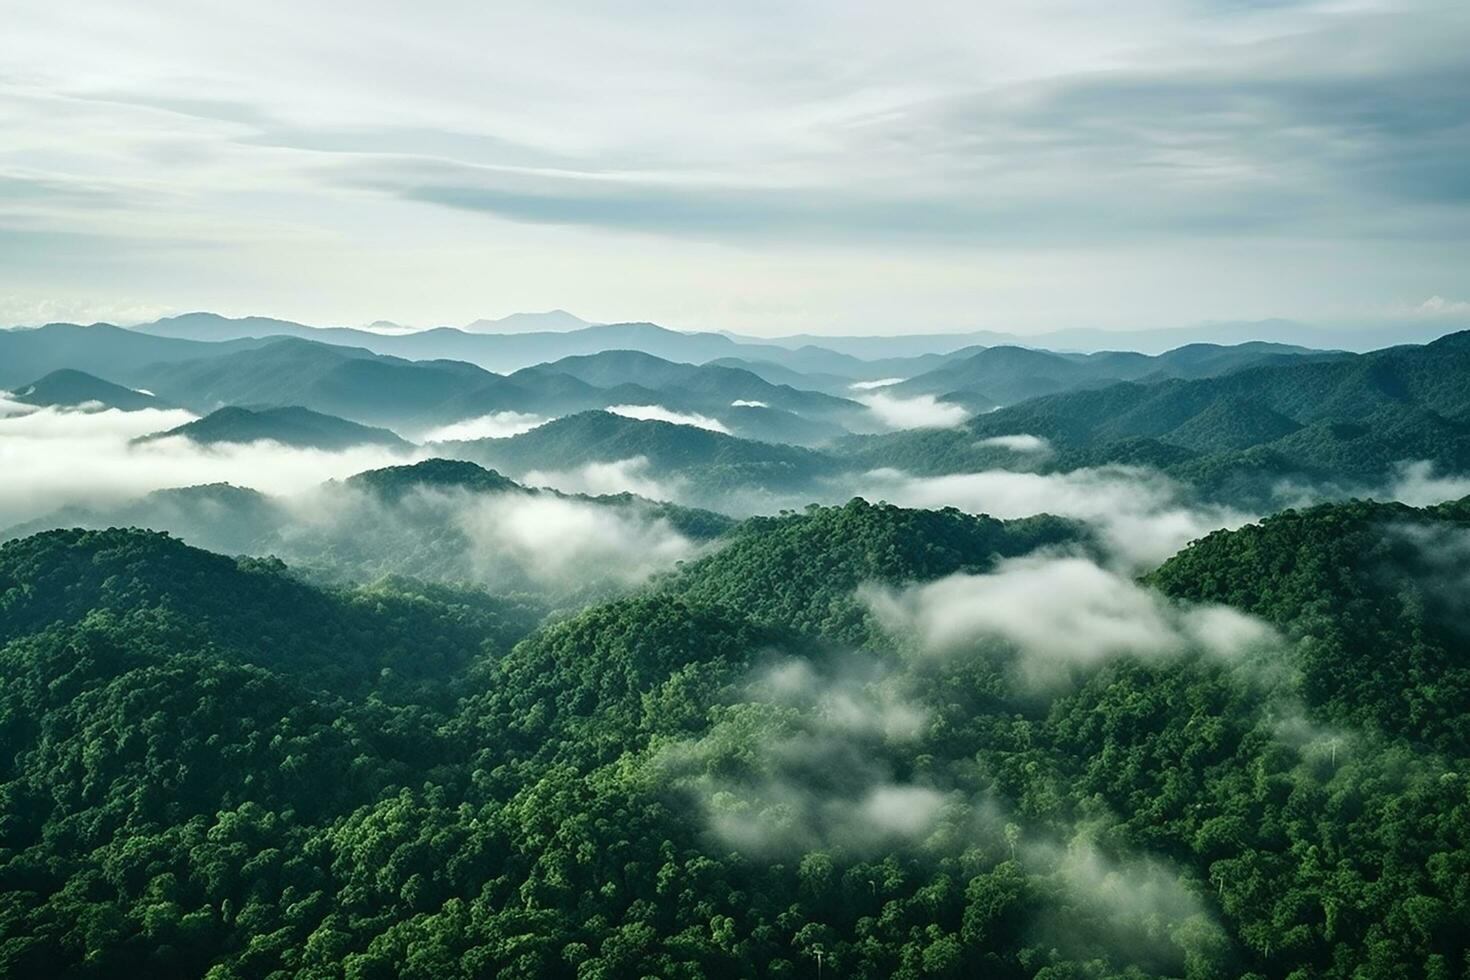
[4,496,1470,978]
[139,405,412,450]
[6,459,735,590]
[1149,495,1470,749]
[891,341,1334,408]
[667,498,1083,644]
[0,322,269,388]
[129,337,504,430]
[7,369,167,411]
[844,331,1470,491]
[531,350,858,415]
[0,527,527,693]
[127,313,869,375]
[440,409,847,493]
[464,309,595,333]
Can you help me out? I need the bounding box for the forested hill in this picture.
[9,368,167,411]
[139,405,412,451]
[343,457,526,498]
[1149,495,1470,751]
[665,498,1083,644]
[0,527,537,697]
[843,329,1470,495]
[3,459,737,594]
[3,495,1470,977]
[440,409,848,492]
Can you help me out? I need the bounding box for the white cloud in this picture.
[730,399,768,408]
[978,433,1051,453]
[1414,295,1470,316]
[606,404,730,433]
[422,410,548,441]
[863,555,1276,686]
[452,490,699,587]
[0,394,36,417]
[1385,460,1470,507]
[1031,835,1215,951]
[856,391,970,430]
[658,656,946,855]
[849,378,905,390]
[858,785,949,839]
[755,659,929,743]
[523,455,680,501]
[853,465,1248,569]
[0,2,1465,333]
[0,405,416,527]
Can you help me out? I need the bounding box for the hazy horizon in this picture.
[5,306,1469,350]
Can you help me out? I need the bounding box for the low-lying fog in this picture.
[4,399,1465,595]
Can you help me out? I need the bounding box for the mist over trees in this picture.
[1,316,1469,978]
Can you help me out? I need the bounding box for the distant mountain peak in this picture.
[344,458,525,498]
[11,368,166,412]
[463,310,596,334]
[137,405,410,451]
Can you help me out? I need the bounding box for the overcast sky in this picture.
[2,0,1467,335]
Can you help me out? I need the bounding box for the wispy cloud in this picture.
[856,392,970,430]
[0,1,1465,330]
[863,553,1277,686]
[0,403,415,527]
[422,410,548,441]
[978,433,1051,453]
[522,455,680,501]
[852,465,1249,568]
[606,404,730,432]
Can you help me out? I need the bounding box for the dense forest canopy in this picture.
[2,489,1468,978]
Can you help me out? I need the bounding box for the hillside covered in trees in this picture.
[842,331,1470,502]
[2,493,1468,978]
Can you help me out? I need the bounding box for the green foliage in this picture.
[3,498,1469,979]
[1148,496,1470,751]
[667,498,1083,644]
[841,332,1470,499]
[452,410,848,493]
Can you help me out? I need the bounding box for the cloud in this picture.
[657,657,947,855]
[451,490,699,587]
[862,554,1276,685]
[978,433,1051,453]
[1414,295,1470,316]
[730,399,768,408]
[0,0,1467,335]
[422,410,548,441]
[849,378,905,390]
[522,455,680,502]
[1269,704,1360,767]
[1383,521,1470,632]
[1385,459,1470,507]
[1023,833,1217,972]
[0,404,416,527]
[755,658,930,743]
[852,465,1248,569]
[856,391,970,430]
[606,404,730,433]
[12,468,707,595]
[191,479,706,594]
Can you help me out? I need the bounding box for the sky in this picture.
[1,0,1467,336]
